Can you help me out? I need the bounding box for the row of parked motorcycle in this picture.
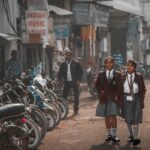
[0,72,69,150]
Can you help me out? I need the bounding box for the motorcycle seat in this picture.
[0,103,25,120]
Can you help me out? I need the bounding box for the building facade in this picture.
[101,0,144,65]
[142,0,150,67]
[1,0,149,79]
[72,0,111,73]
[0,0,21,79]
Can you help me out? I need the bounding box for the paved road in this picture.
[38,80,150,150]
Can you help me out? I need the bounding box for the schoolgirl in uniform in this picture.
[118,60,146,145]
[95,56,121,143]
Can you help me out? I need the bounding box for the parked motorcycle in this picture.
[0,103,28,150]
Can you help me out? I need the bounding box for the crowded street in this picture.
[38,80,150,150]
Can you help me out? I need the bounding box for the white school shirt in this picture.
[106,69,114,79]
[123,73,139,94]
[66,61,72,81]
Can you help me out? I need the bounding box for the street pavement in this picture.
[38,80,150,150]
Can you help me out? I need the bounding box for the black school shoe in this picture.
[112,136,120,143]
[105,135,112,141]
[127,136,134,142]
[133,139,141,146]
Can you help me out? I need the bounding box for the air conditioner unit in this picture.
[143,39,150,50]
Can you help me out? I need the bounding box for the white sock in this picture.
[107,128,112,136]
[132,125,139,139]
[127,123,133,137]
[111,128,117,137]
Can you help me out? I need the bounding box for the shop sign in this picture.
[72,3,90,25]
[72,3,110,27]
[54,24,69,39]
[91,5,110,27]
[26,10,48,43]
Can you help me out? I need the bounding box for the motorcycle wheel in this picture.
[5,125,28,150]
[28,105,47,139]
[57,97,69,120]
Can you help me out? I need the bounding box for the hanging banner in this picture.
[128,17,139,34]
[81,26,96,41]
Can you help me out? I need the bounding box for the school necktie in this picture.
[108,71,111,82]
[130,75,133,93]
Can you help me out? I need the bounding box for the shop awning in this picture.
[99,0,144,16]
[0,33,20,41]
[48,5,73,16]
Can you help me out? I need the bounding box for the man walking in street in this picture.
[57,48,83,114]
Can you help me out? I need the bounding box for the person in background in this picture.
[136,62,145,77]
[95,56,121,143]
[86,62,95,88]
[5,50,21,78]
[57,48,83,114]
[118,60,146,146]
[53,49,65,79]
[27,66,36,79]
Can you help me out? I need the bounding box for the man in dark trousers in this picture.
[57,48,83,114]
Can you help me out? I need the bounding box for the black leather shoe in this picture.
[127,136,133,142]
[74,109,79,115]
[133,139,141,146]
[112,136,120,143]
[105,135,112,141]
[74,111,79,115]
[74,106,79,114]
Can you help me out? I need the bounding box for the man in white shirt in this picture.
[58,48,83,115]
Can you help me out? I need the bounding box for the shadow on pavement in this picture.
[119,144,142,150]
[90,142,117,150]
[90,142,142,150]
[66,114,77,120]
